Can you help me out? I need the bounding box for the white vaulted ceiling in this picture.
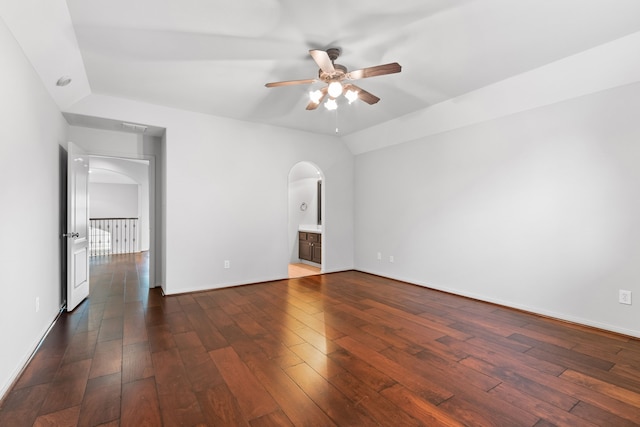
[3,0,640,138]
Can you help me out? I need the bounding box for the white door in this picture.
[66,142,90,311]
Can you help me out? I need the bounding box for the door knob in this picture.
[63,232,80,238]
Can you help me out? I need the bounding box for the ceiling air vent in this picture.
[121,122,148,133]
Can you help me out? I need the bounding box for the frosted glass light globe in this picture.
[324,98,338,111]
[345,89,358,104]
[327,81,343,98]
[309,90,323,104]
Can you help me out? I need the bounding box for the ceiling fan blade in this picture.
[265,78,316,88]
[309,49,336,74]
[346,62,402,80]
[346,84,380,105]
[306,87,328,110]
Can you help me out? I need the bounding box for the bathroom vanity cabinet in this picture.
[298,231,321,264]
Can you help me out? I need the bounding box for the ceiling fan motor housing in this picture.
[319,63,347,82]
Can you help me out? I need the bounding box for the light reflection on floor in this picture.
[288,263,321,278]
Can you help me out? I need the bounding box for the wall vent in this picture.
[121,122,148,133]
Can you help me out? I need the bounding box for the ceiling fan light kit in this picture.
[324,98,338,111]
[327,81,344,98]
[344,89,358,104]
[265,48,401,112]
[309,89,324,104]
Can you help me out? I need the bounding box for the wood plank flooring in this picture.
[288,263,321,279]
[1,253,640,426]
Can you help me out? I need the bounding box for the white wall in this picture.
[355,82,640,338]
[90,183,138,218]
[0,17,68,398]
[68,125,139,156]
[66,94,355,294]
[290,178,319,225]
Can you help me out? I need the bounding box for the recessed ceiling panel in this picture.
[60,0,640,135]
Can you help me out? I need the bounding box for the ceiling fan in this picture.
[265,48,402,111]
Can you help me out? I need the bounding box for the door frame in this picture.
[59,146,68,310]
[287,161,326,273]
[60,151,160,306]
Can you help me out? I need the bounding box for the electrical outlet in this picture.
[619,290,632,305]
[35,297,40,312]
[377,252,382,261]
[389,255,394,263]
[224,260,230,269]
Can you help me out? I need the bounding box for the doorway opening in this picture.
[88,155,153,283]
[89,156,150,248]
[60,153,158,310]
[288,162,324,278]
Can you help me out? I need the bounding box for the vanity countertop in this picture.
[299,224,322,233]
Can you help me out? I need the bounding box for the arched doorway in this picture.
[288,162,324,278]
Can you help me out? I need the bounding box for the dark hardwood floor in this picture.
[1,253,640,426]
